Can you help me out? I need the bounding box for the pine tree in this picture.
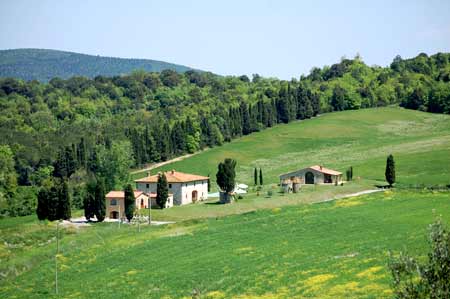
[94,179,106,222]
[58,180,71,220]
[385,154,396,187]
[259,168,263,185]
[254,168,258,186]
[156,173,169,209]
[84,181,96,221]
[124,184,135,221]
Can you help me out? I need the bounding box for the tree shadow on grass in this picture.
[204,201,222,205]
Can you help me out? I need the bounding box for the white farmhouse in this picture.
[135,170,209,206]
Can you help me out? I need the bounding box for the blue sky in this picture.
[1,0,449,79]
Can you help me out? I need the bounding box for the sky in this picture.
[1,0,450,79]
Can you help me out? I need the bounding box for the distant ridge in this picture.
[0,48,198,82]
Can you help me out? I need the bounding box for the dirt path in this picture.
[314,189,383,204]
[130,149,209,175]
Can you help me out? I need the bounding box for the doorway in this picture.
[305,172,315,184]
[192,190,198,202]
[110,211,119,219]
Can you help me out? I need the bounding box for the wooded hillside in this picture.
[0,52,449,216]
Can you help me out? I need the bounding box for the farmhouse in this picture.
[279,165,343,186]
[105,190,174,219]
[135,170,209,206]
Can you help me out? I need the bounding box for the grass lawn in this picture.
[2,107,450,298]
[131,107,450,189]
[1,190,449,298]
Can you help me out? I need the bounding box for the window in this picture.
[146,184,149,188]
[110,199,117,206]
[169,184,172,188]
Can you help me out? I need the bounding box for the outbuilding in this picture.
[279,165,342,185]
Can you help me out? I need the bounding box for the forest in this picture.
[0,49,194,82]
[0,52,449,217]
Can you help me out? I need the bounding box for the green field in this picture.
[2,107,450,298]
[1,190,449,298]
[132,107,450,189]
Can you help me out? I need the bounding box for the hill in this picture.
[1,108,450,298]
[135,107,450,188]
[0,48,196,81]
[1,52,450,218]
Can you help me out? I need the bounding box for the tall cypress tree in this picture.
[156,173,169,209]
[240,102,251,135]
[36,187,49,220]
[259,168,263,185]
[58,179,71,220]
[385,154,396,187]
[254,168,258,186]
[124,184,135,221]
[84,181,96,221]
[46,186,59,221]
[94,179,106,222]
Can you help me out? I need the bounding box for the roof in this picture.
[105,191,144,199]
[105,191,173,199]
[280,165,342,177]
[309,165,342,175]
[146,192,173,198]
[135,170,209,183]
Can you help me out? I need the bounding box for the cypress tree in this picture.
[84,181,96,221]
[216,158,236,193]
[207,174,211,192]
[385,154,396,187]
[94,179,106,222]
[240,102,251,135]
[156,173,169,209]
[88,149,100,175]
[46,186,59,221]
[259,168,263,185]
[254,168,258,186]
[58,180,71,220]
[350,166,353,181]
[124,184,135,221]
[36,188,49,220]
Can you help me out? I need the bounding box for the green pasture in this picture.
[1,190,449,298]
[132,107,450,189]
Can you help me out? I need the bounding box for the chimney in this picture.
[320,165,322,170]
[171,169,175,174]
[147,171,151,177]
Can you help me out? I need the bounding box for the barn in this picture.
[279,165,343,185]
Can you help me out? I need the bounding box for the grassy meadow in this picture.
[1,190,449,298]
[1,107,450,298]
[132,107,450,189]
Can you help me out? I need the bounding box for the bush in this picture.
[267,190,273,197]
[388,220,450,298]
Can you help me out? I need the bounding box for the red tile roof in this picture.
[280,165,342,177]
[105,191,144,198]
[135,170,209,183]
[309,165,342,175]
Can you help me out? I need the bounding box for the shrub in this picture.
[388,220,450,298]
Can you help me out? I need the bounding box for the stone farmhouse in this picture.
[135,170,209,206]
[279,165,343,186]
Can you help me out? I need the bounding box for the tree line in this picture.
[1,52,449,217]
